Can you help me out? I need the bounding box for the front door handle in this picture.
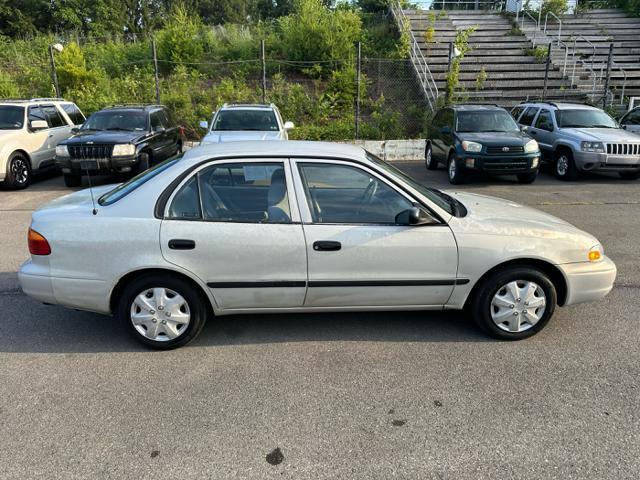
[529,130,537,135]
[313,240,341,252]
[168,239,195,250]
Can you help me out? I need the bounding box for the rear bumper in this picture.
[561,256,617,306]
[455,152,540,174]
[55,155,138,175]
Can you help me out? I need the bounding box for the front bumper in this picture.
[56,155,139,175]
[455,151,540,174]
[561,256,617,306]
[573,151,640,172]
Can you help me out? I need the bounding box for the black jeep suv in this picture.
[425,105,541,184]
[56,104,183,187]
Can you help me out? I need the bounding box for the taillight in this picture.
[28,228,51,255]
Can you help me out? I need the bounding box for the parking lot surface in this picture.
[1,164,639,479]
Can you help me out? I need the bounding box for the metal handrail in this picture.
[521,11,539,48]
[391,1,439,110]
[571,35,596,71]
[610,62,627,105]
[544,12,562,46]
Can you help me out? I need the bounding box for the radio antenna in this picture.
[83,163,98,215]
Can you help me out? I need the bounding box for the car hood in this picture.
[562,127,639,142]
[62,130,148,145]
[32,184,119,220]
[457,131,530,146]
[445,191,597,239]
[201,130,285,143]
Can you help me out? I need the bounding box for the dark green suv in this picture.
[425,105,541,184]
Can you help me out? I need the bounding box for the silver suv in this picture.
[0,98,85,189]
[511,102,640,180]
[199,103,294,144]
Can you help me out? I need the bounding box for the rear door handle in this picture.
[313,241,341,252]
[168,239,195,250]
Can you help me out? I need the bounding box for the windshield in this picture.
[366,153,464,217]
[82,111,148,132]
[555,109,618,128]
[456,111,520,133]
[0,106,25,130]
[99,156,181,206]
[212,110,279,131]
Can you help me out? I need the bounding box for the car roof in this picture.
[0,98,72,105]
[181,141,369,165]
[219,103,276,111]
[518,102,601,111]
[446,104,506,112]
[101,104,164,112]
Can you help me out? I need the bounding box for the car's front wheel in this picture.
[63,173,81,187]
[619,171,639,180]
[555,150,577,181]
[4,152,31,189]
[136,152,150,174]
[425,142,437,170]
[470,266,557,340]
[447,153,465,184]
[118,274,208,349]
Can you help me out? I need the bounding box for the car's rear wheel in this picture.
[63,173,81,187]
[619,171,639,180]
[470,266,557,340]
[447,153,465,184]
[554,149,577,181]
[4,152,31,189]
[425,142,437,170]
[517,172,537,184]
[118,274,208,350]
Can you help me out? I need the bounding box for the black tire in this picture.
[118,274,208,350]
[517,172,537,184]
[136,152,150,174]
[425,142,437,170]
[3,152,31,189]
[554,149,577,181]
[470,266,557,340]
[619,171,640,180]
[447,152,465,184]
[63,173,81,188]
[176,141,183,155]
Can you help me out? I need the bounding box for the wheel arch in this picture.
[463,258,568,309]
[109,267,216,316]
[8,149,32,168]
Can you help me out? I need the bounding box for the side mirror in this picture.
[30,120,48,131]
[520,125,529,132]
[395,206,438,226]
[440,126,451,135]
[284,121,295,130]
[71,127,79,134]
[199,120,209,129]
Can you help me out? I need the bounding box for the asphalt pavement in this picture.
[0,163,638,479]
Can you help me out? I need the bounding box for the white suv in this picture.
[0,98,85,189]
[199,103,294,144]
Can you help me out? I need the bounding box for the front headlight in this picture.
[112,144,136,157]
[524,139,539,153]
[581,141,605,153]
[55,145,69,157]
[462,141,482,153]
[588,244,604,262]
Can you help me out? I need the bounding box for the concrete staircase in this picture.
[404,9,585,108]
[523,8,640,106]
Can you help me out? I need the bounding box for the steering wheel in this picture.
[356,180,378,218]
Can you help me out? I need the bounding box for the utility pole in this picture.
[602,43,613,110]
[542,43,552,100]
[49,45,60,98]
[355,41,361,140]
[261,40,267,103]
[152,39,160,105]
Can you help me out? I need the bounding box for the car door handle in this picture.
[168,239,195,250]
[529,130,537,135]
[313,241,341,252]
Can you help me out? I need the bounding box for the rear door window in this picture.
[519,107,539,126]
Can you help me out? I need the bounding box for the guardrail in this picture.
[390,1,439,111]
[543,12,562,47]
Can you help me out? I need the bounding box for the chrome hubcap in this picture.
[557,156,569,176]
[130,288,191,342]
[491,280,546,333]
[449,159,456,179]
[11,158,28,184]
